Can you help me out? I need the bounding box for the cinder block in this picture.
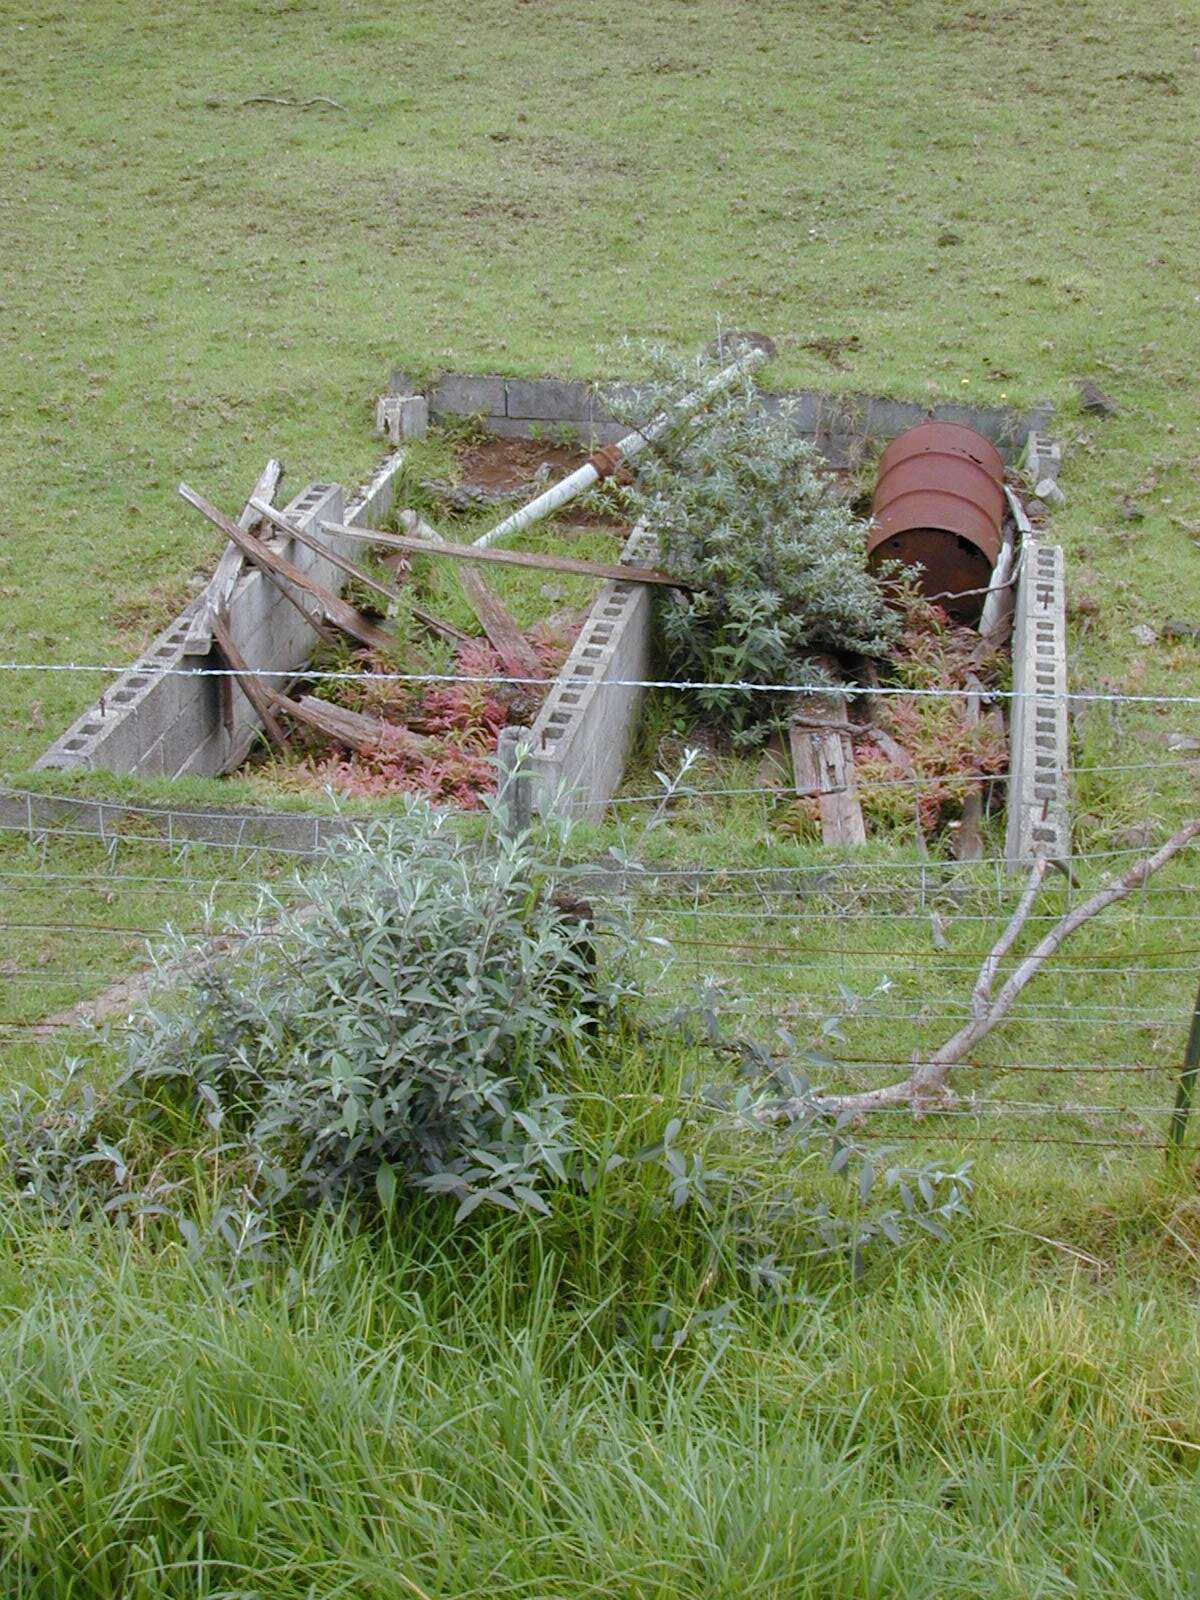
[375,395,428,446]
[504,377,594,423]
[862,396,926,438]
[1023,431,1063,486]
[429,373,507,417]
[36,481,347,779]
[527,522,657,823]
[1005,540,1070,867]
[346,451,407,530]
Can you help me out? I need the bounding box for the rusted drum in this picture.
[868,422,1005,623]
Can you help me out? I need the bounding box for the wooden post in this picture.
[789,692,866,846]
[1169,975,1200,1160]
[496,727,533,839]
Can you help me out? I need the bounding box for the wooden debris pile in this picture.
[177,465,678,807]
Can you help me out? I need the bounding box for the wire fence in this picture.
[2,641,1197,1162]
[5,658,1200,707]
[1,766,1196,1162]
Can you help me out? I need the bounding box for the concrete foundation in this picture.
[1005,539,1070,866]
[411,371,1051,464]
[525,523,658,823]
[37,454,410,779]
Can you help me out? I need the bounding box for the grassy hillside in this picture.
[2,0,1199,766]
[3,3,1200,1594]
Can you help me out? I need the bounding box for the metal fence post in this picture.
[496,727,533,841]
[1168,973,1200,1160]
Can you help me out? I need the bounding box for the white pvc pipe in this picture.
[472,346,766,550]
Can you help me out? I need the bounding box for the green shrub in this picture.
[3,802,968,1287]
[600,347,902,743]
[119,804,607,1218]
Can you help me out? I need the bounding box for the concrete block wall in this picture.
[413,371,1052,465]
[1005,540,1071,866]
[37,453,409,779]
[526,523,658,823]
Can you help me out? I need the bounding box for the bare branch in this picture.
[972,857,1047,1020]
[810,819,1200,1118]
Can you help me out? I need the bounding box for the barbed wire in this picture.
[600,759,1199,806]
[5,659,1200,706]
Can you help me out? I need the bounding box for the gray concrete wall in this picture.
[412,371,1051,464]
[37,453,409,779]
[1005,539,1071,866]
[0,785,367,857]
[526,523,658,823]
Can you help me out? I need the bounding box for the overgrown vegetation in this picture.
[5,1,1200,1590]
[4,806,968,1283]
[601,348,900,742]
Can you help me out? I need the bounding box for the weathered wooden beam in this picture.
[184,459,283,655]
[789,692,866,846]
[321,518,689,590]
[281,694,438,758]
[248,497,399,607]
[178,484,399,656]
[398,511,543,679]
[247,498,473,648]
[211,613,291,755]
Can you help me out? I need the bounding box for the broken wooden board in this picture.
[211,613,291,755]
[789,693,867,846]
[321,520,689,589]
[184,459,283,656]
[283,694,439,759]
[250,498,473,649]
[952,671,999,862]
[178,483,398,656]
[249,497,401,609]
[398,511,543,679]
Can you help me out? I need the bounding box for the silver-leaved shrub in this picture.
[599,346,902,742]
[115,803,609,1219]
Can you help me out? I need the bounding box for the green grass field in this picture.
[3,2,1200,1593]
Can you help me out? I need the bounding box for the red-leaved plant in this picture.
[287,623,578,806]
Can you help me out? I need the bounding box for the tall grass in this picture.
[2,1187,1199,1598]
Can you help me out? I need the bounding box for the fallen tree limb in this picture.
[807,819,1200,1117]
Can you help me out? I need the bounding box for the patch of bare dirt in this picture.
[456,435,586,494]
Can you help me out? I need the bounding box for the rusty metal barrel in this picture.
[868,422,1005,623]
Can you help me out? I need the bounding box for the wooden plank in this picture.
[320,519,689,590]
[399,511,543,679]
[210,613,291,756]
[282,694,437,758]
[868,725,915,778]
[286,695,386,755]
[178,483,399,656]
[953,673,985,861]
[789,692,866,846]
[184,459,283,655]
[248,497,399,607]
[247,499,474,648]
